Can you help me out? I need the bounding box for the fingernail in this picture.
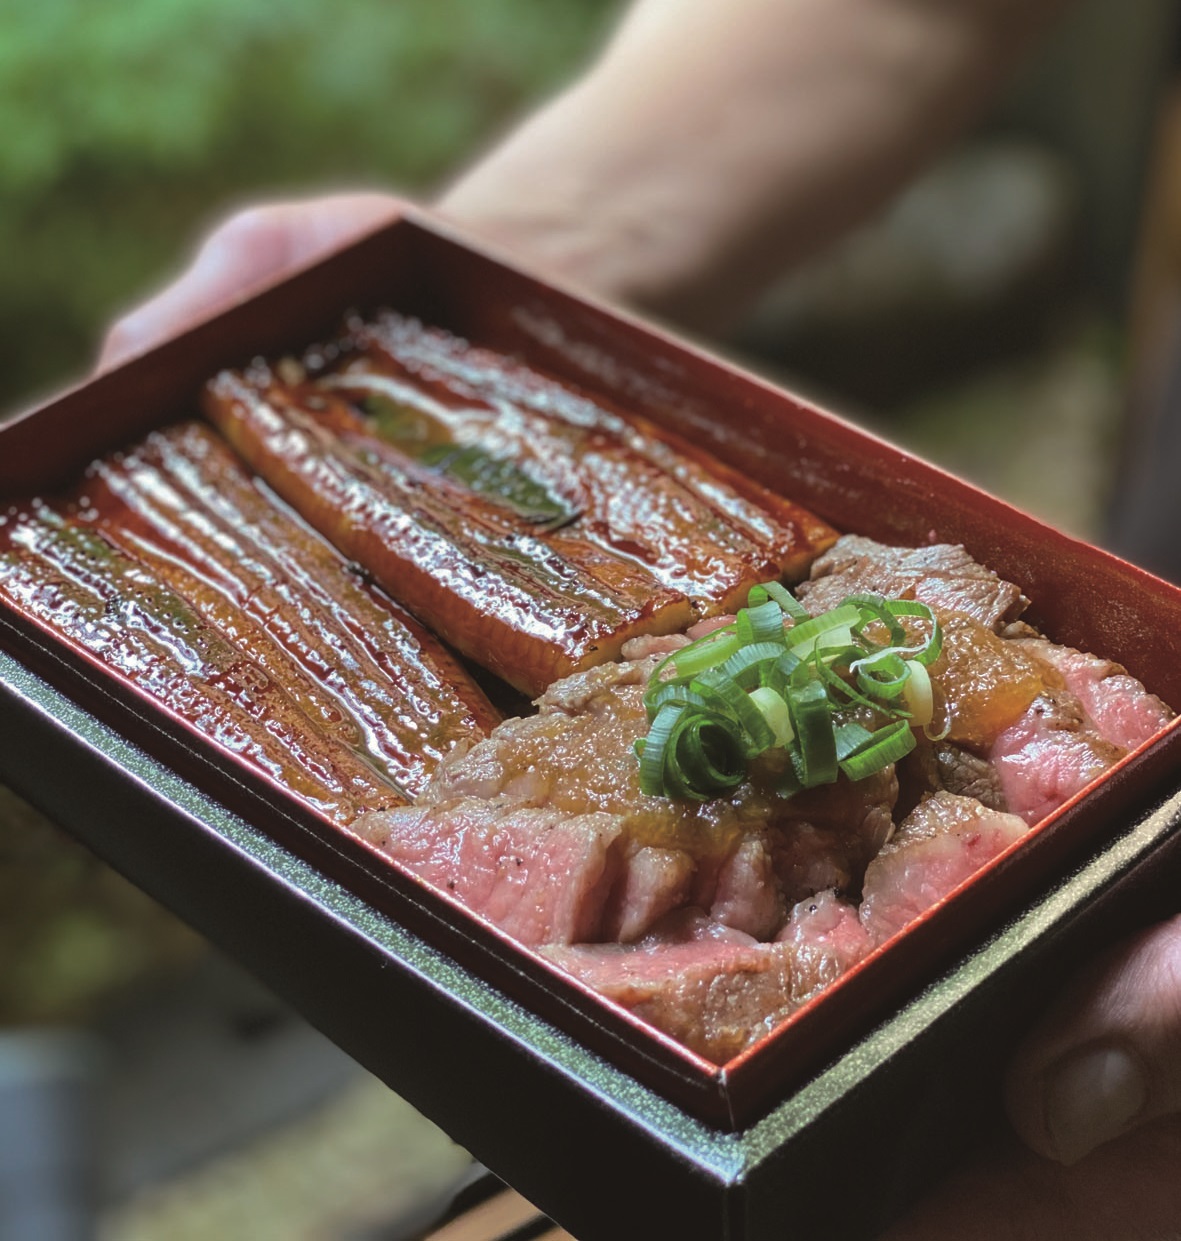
[1042,1042,1146,1164]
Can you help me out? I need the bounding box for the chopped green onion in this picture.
[763,650,804,695]
[851,649,911,700]
[718,641,792,689]
[634,581,944,803]
[785,604,862,658]
[692,668,776,755]
[737,598,787,645]
[834,720,876,759]
[653,627,739,680]
[901,659,935,727]
[749,686,794,746]
[638,703,745,801]
[786,678,838,786]
[838,718,917,780]
[749,580,810,621]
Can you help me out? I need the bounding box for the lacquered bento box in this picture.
[3,207,1181,1240]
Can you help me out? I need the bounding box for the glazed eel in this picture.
[203,311,838,697]
[0,420,500,822]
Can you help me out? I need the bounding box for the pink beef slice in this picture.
[540,937,800,1063]
[353,800,624,946]
[859,791,1028,944]
[640,907,766,946]
[357,651,789,942]
[600,845,697,942]
[989,688,1129,825]
[544,891,873,1061]
[796,535,1028,632]
[1009,638,1173,752]
[776,890,873,1006]
[888,601,1169,827]
[698,830,783,940]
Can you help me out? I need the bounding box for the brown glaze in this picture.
[342,311,836,598]
[2,211,1181,1140]
[0,422,502,819]
[931,612,1059,748]
[89,422,499,786]
[205,368,695,696]
[0,503,402,821]
[202,314,838,696]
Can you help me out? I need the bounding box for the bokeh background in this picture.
[2,0,1180,1236]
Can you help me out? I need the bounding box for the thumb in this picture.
[1005,912,1181,1164]
[96,192,403,372]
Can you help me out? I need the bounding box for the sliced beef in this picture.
[859,792,1028,943]
[540,791,1024,1062]
[364,536,1172,1063]
[901,737,1007,812]
[797,535,1028,632]
[401,649,898,943]
[696,831,783,939]
[896,611,1171,825]
[1010,638,1172,752]
[540,937,799,1062]
[422,655,662,817]
[775,890,873,1007]
[357,654,787,943]
[354,800,624,946]
[765,768,898,903]
[600,846,696,942]
[542,890,872,1062]
[988,689,1125,825]
[640,908,764,945]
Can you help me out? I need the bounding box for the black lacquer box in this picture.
[3,208,1180,1239]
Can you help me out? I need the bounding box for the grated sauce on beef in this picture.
[354,533,1174,1062]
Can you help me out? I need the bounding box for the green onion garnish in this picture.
[636,585,942,801]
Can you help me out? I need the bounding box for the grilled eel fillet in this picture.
[0,421,500,823]
[203,312,839,696]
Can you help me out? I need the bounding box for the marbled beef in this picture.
[859,792,1028,942]
[796,535,1029,632]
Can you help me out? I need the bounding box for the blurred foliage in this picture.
[0,786,203,1023]
[1,0,619,413]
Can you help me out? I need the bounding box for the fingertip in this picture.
[93,286,200,373]
[92,192,407,375]
[1007,1040,1149,1164]
[1004,917,1181,1164]
[96,303,171,372]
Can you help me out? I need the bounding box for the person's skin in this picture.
[100,0,1073,361]
[440,0,1073,334]
[96,0,1181,1233]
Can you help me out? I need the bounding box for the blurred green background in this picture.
[1,0,623,415]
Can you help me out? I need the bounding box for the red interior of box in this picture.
[3,207,1180,1129]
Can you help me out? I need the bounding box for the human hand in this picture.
[881,914,1181,1239]
[1005,914,1181,1166]
[96,186,628,371]
[96,192,403,372]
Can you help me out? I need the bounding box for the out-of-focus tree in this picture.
[1,0,618,413]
